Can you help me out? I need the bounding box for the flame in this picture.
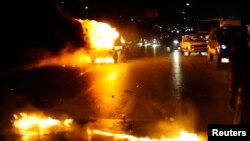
[37,47,92,67]
[121,36,125,44]
[33,19,124,67]
[87,128,202,141]
[95,56,115,64]
[77,19,120,49]
[12,112,73,141]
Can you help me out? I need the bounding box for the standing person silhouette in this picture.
[228,27,250,124]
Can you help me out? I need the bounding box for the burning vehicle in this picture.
[88,47,119,64]
[77,19,125,64]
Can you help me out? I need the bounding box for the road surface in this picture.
[0,50,233,140]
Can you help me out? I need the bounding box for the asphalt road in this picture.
[0,50,234,141]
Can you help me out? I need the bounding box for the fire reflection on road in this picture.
[82,64,131,121]
[172,50,182,100]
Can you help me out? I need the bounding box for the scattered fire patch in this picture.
[11,112,205,141]
[12,112,73,141]
[87,128,203,141]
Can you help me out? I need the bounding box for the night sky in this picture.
[2,0,249,43]
[58,0,250,24]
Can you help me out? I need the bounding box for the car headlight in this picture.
[173,39,179,44]
[221,44,227,49]
[152,39,157,43]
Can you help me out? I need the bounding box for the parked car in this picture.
[180,33,207,56]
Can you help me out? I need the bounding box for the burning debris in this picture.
[87,128,203,141]
[12,112,73,141]
[10,111,205,141]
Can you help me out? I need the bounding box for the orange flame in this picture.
[12,112,73,141]
[33,19,123,67]
[87,128,202,141]
[94,56,115,64]
[36,47,92,67]
[77,19,119,49]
